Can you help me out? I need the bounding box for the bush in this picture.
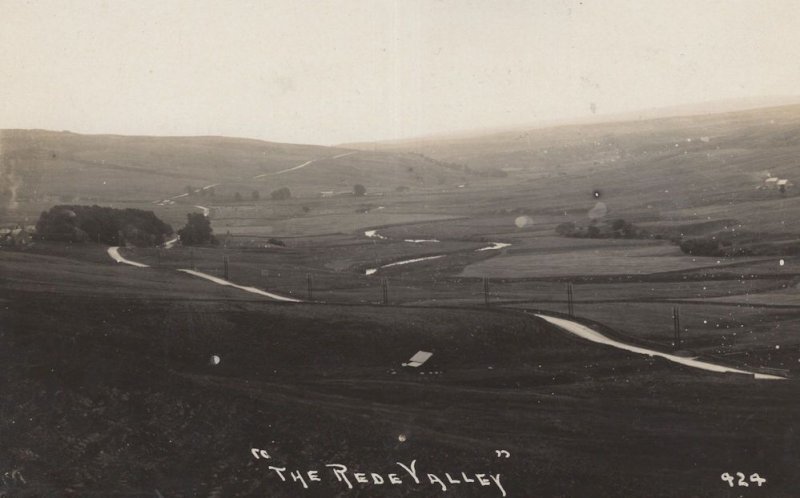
[35,205,172,247]
[679,237,723,257]
[554,218,646,239]
[555,222,577,236]
[177,213,216,246]
[271,187,291,201]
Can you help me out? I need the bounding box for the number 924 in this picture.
[721,472,766,487]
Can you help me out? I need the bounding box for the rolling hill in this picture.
[344,103,800,234]
[0,130,473,226]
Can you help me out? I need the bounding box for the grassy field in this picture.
[4,247,800,497]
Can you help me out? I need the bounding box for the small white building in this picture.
[0,226,33,247]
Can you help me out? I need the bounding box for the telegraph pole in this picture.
[190,248,195,270]
[381,277,389,305]
[307,273,313,301]
[567,282,574,317]
[223,255,230,280]
[673,306,681,349]
[483,277,490,306]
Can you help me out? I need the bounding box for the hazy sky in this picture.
[2,0,799,145]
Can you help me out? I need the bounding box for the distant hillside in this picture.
[342,103,800,235]
[7,103,800,240]
[343,103,800,170]
[343,97,800,152]
[0,130,338,202]
[0,130,470,222]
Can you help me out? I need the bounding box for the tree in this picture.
[353,184,366,196]
[35,205,172,246]
[270,187,291,201]
[679,237,722,257]
[611,219,627,232]
[177,212,216,245]
[234,192,243,202]
[251,190,260,201]
[555,222,577,236]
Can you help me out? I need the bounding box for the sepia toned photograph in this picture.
[2,1,800,496]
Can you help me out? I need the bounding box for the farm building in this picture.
[761,177,792,191]
[0,226,34,247]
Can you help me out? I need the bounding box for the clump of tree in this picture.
[555,218,647,239]
[35,205,172,246]
[177,212,217,246]
[678,237,725,257]
[271,187,291,200]
[555,221,578,236]
[353,184,366,197]
[676,231,800,258]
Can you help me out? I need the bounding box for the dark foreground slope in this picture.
[2,248,800,497]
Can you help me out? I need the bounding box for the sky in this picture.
[1,0,800,145]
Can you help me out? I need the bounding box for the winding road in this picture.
[177,269,301,302]
[107,246,150,268]
[253,151,357,179]
[362,229,512,275]
[107,246,300,302]
[535,313,784,380]
[194,205,210,217]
